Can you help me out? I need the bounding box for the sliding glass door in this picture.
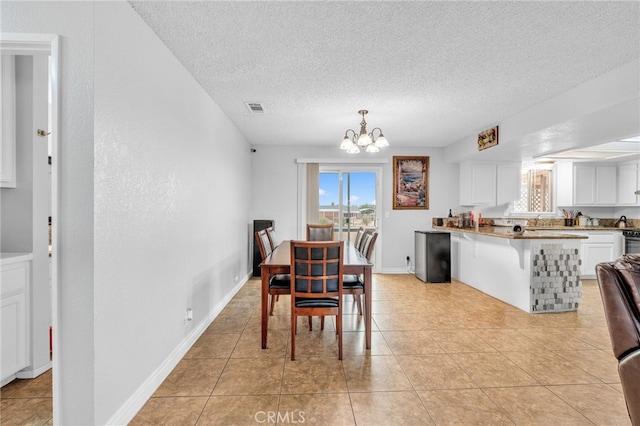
[318,168,379,245]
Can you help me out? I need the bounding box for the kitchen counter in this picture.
[432,225,587,240]
[528,226,633,231]
[434,227,582,313]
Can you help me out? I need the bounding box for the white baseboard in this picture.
[106,273,250,426]
[0,374,17,387]
[17,361,52,379]
[380,267,414,274]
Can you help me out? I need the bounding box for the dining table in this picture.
[260,240,373,350]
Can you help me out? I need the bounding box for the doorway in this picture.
[0,33,60,422]
[318,166,382,270]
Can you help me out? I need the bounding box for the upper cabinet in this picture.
[460,161,520,207]
[557,161,629,206]
[574,164,617,205]
[617,162,639,206]
[1,55,16,188]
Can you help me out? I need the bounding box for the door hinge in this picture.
[37,129,51,137]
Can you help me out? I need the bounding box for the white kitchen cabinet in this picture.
[558,162,618,206]
[573,164,617,205]
[573,165,597,205]
[581,232,623,278]
[497,163,521,205]
[1,254,31,384]
[582,242,617,278]
[595,165,617,205]
[460,161,520,207]
[617,162,639,205]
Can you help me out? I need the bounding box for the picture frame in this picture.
[477,126,499,151]
[393,156,429,210]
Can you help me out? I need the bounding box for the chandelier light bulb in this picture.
[366,143,380,153]
[339,109,389,153]
[375,135,389,148]
[357,133,372,146]
[346,142,360,154]
[340,136,352,150]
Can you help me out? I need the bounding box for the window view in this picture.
[512,165,554,213]
[318,171,377,241]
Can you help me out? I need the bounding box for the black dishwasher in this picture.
[414,231,451,283]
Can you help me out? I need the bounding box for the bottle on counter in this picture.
[448,209,453,218]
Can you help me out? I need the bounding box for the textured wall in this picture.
[94,2,252,423]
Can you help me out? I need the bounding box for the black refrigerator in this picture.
[253,220,274,277]
[414,231,451,283]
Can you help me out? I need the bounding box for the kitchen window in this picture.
[511,163,554,213]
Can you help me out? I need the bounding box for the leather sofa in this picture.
[596,254,640,425]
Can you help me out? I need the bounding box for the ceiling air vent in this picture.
[245,102,265,113]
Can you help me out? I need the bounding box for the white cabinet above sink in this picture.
[557,161,618,206]
[459,161,520,207]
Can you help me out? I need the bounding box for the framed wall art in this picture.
[393,156,429,209]
[477,126,499,151]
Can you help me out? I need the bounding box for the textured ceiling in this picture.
[129,1,639,152]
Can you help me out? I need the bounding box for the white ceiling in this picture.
[129,1,640,156]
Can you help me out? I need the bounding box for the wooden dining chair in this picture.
[255,229,290,316]
[290,240,344,360]
[353,227,365,250]
[343,231,378,315]
[306,223,334,241]
[360,231,378,260]
[357,229,372,252]
[265,226,280,250]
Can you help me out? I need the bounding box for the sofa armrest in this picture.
[619,350,640,425]
[596,262,640,360]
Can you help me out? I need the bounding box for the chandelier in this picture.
[339,110,389,154]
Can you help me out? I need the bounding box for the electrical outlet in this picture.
[234,275,239,283]
[184,308,193,325]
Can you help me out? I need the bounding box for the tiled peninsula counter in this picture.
[432,226,587,313]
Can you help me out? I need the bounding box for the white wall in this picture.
[93,3,251,423]
[250,145,459,273]
[3,1,253,424]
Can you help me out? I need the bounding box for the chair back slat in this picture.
[291,241,343,299]
[255,229,272,259]
[353,227,365,249]
[360,231,378,262]
[265,226,279,250]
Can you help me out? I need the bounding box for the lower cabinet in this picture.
[1,256,30,384]
[580,232,623,279]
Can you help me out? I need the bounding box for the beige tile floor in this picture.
[0,276,631,425]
